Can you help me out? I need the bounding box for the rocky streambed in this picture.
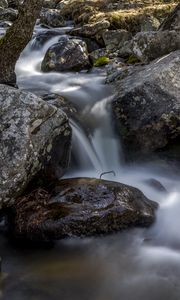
[0,1,180,299]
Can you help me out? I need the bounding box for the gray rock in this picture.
[40,8,65,28]
[70,20,110,37]
[89,48,109,63]
[140,15,160,31]
[112,51,180,156]
[103,29,132,51]
[0,7,17,21]
[43,0,58,9]
[0,85,71,208]
[131,30,180,62]
[159,3,180,31]
[41,37,90,72]
[0,0,8,8]
[9,178,158,241]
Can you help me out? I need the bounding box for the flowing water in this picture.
[1,26,180,300]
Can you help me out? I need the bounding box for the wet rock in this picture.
[103,29,132,51]
[31,29,66,50]
[40,8,65,28]
[159,3,180,31]
[9,178,158,241]
[0,7,17,21]
[0,84,71,208]
[143,179,167,194]
[130,30,180,62]
[112,51,180,156]
[42,93,78,118]
[41,37,90,72]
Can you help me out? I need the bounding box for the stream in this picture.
[1,25,180,300]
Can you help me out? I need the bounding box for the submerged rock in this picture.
[9,178,157,242]
[70,20,110,37]
[0,85,71,208]
[112,51,180,157]
[41,37,90,72]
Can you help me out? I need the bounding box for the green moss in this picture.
[93,56,110,67]
[126,54,140,64]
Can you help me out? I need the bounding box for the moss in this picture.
[93,56,109,67]
[126,55,140,64]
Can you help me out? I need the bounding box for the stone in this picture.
[0,7,17,22]
[89,48,109,63]
[131,30,180,62]
[0,0,8,8]
[112,51,180,156]
[143,179,167,194]
[40,8,65,28]
[70,20,110,37]
[41,36,90,72]
[9,178,158,241]
[0,85,71,208]
[103,29,132,51]
[140,15,160,31]
[159,3,180,31]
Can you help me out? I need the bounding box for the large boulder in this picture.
[123,30,180,62]
[41,37,90,72]
[0,85,71,208]
[112,51,180,157]
[9,178,157,241]
[158,3,180,31]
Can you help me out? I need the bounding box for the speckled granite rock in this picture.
[0,85,71,208]
[112,51,180,156]
[41,37,90,72]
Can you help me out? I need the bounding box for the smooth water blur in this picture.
[1,26,180,300]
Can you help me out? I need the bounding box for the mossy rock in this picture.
[93,56,110,67]
[126,54,140,64]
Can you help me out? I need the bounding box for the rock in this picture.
[41,37,90,72]
[78,37,100,53]
[0,0,8,8]
[130,30,180,62]
[31,29,64,50]
[112,51,180,156]
[0,7,17,22]
[89,48,109,64]
[40,8,65,28]
[9,178,158,241]
[70,20,110,37]
[143,179,167,194]
[140,15,160,31]
[159,3,180,31]
[43,0,59,9]
[0,85,71,208]
[42,93,78,118]
[103,29,132,51]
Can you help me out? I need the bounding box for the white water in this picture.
[5,26,180,300]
